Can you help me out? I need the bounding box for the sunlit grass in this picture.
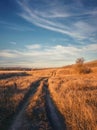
[0,60,97,130]
[48,66,97,130]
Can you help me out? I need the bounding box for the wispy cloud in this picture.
[0,43,97,67]
[16,0,97,41]
[0,50,18,58]
[83,43,97,51]
[25,44,41,49]
[10,41,17,45]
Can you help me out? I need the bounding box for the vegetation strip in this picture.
[0,72,30,80]
[26,80,53,129]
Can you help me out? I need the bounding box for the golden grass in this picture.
[0,73,41,129]
[48,69,97,130]
[0,60,97,129]
[29,68,56,77]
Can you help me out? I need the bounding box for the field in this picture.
[0,60,97,130]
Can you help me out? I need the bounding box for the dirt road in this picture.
[9,78,66,130]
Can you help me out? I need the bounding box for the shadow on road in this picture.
[44,81,67,130]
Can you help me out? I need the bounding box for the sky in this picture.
[0,0,97,68]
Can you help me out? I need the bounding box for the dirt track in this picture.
[9,77,66,130]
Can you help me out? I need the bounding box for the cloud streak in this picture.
[0,43,97,67]
[25,44,41,49]
[16,0,97,41]
[10,41,17,45]
[0,50,18,58]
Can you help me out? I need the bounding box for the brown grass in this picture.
[0,72,41,129]
[48,66,97,130]
[0,60,97,130]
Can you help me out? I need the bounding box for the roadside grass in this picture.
[0,73,39,130]
[48,69,97,130]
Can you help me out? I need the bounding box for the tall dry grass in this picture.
[0,72,40,129]
[48,72,97,130]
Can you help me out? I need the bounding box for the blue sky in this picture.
[0,0,97,67]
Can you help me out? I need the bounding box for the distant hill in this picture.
[0,67,32,71]
[85,60,97,67]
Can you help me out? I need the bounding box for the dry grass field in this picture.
[0,60,97,130]
[48,61,97,130]
[0,71,42,129]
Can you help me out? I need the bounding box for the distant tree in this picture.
[75,57,92,74]
[76,57,84,65]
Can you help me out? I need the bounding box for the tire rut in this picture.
[9,78,67,130]
[9,78,43,130]
[44,79,67,130]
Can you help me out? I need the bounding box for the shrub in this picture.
[75,58,92,74]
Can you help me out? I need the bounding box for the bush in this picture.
[75,58,92,74]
